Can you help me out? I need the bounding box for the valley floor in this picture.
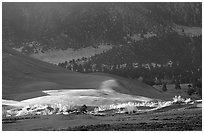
[2,106,201,131]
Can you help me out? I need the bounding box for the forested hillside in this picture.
[3,2,201,51]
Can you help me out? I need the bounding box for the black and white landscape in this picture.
[2,2,202,131]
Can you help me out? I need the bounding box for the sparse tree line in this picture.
[58,56,201,96]
[58,58,200,81]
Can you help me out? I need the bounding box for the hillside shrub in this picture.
[187,88,195,96]
[162,83,167,91]
[79,104,88,114]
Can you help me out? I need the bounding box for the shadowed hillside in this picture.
[3,46,111,100]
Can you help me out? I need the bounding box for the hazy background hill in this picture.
[3,2,201,50]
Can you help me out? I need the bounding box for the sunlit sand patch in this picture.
[2,80,153,107]
[2,88,153,107]
[2,79,153,110]
[2,87,157,117]
[3,80,199,118]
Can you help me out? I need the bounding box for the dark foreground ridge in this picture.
[58,108,202,131]
[63,120,201,131]
[3,106,201,131]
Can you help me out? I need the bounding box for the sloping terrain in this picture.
[2,3,202,131]
[3,46,174,102]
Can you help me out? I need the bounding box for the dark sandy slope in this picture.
[3,46,177,101]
